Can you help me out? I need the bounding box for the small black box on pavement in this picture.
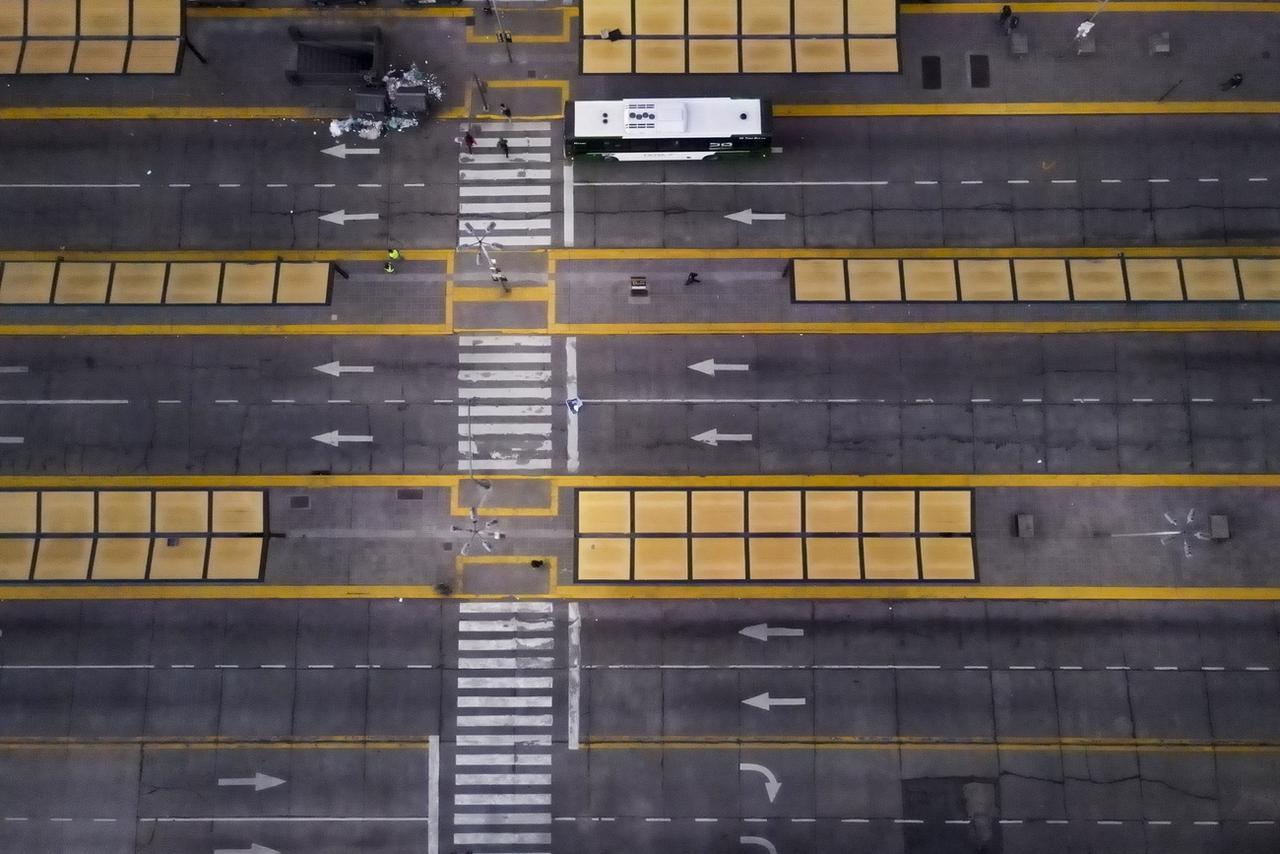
[355,92,389,115]
[1016,513,1035,538]
[394,90,429,112]
[630,276,648,297]
[1210,514,1230,540]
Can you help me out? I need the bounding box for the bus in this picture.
[564,97,772,162]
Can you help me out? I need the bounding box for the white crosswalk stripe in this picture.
[458,122,555,248]
[449,605,561,852]
[458,335,555,472]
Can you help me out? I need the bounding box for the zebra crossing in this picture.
[450,601,558,852]
[459,121,555,249]
[458,335,555,472]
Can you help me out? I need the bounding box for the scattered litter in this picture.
[329,61,443,140]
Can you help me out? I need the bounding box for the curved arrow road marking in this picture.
[739,763,782,802]
[740,835,778,854]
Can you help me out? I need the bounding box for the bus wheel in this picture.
[703,154,720,162]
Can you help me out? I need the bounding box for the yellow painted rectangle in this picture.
[41,491,94,533]
[149,537,206,579]
[862,537,919,579]
[635,39,685,73]
[0,539,34,580]
[33,538,92,580]
[0,492,37,533]
[27,0,75,35]
[0,41,19,74]
[634,491,687,534]
[847,259,901,301]
[848,37,898,72]
[98,491,151,533]
[132,0,181,36]
[748,490,801,533]
[691,491,744,533]
[1064,258,1126,302]
[692,537,745,579]
[634,538,689,580]
[1183,258,1240,301]
[805,490,858,533]
[903,259,957,301]
[958,259,1013,301]
[793,259,846,301]
[54,262,110,304]
[805,538,860,579]
[795,0,843,34]
[920,537,975,580]
[73,40,128,74]
[1238,258,1280,300]
[165,263,220,304]
[207,537,264,580]
[212,491,264,533]
[635,0,684,35]
[862,490,915,533]
[20,40,74,73]
[221,263,275,304]
[1125,258,1184,300]
[749,538,804,579]
[1,262,55,304]
[0,0,23,37]
[688,39,739,72]
[687,0,736,34]
[742,39,792,73]
[80,0,130,35]
[91,539,150,580]
[583,0,631,35]
[794,38,847,72]
[918,490,971,533]
[154,491,209,533]
[109,263,166,303]
[577,537,631,581]
[741,0,790,34]
[125,39,179,74]
[578,491,631,534]
[849,0,897,34]
[1012,258,1069,301]
[582,39,632,74]
[276,263,330,304]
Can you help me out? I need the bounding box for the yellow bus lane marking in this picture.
[586,735,1280,754]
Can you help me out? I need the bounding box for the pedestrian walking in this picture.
[497,137,510,158]
[684,272,700,286]
[387,248,401,262]
[499,102,512,119]
[463,131,476,153]
[998,5,1012,27]
[383,261,396,274]
[1222,72,1244,90]
[1004,12,1019,33]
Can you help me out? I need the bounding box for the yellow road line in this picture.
[190,6,472,16]
[0,324,452,337]
[2,473,1280,488]
[547,320,1280,336]
[550,246,1280,261]
[0,736,430,750]
[0,250,450,262]
[778,101,1280,117]
[1,584,1278,602]
[587,736,1280,754]
[0,107,348,121]
[902,1,1280,12]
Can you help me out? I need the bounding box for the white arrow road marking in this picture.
[742,692,806,711]
[739,623,805,642]
[740,836,779,854]
[312,430,374,447]
[725,208,787,225]
[322,143,380,159]
[214,845,279,854]
[689,358,750,376]
[217,773,285,791]
[739,763,782,802]
[0,366,28,374]
[692,428,753,447]
[0,436,23,445]
[319,209,380,225]
[314,361,374,377]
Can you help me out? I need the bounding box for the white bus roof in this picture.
[570,98,764,139]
